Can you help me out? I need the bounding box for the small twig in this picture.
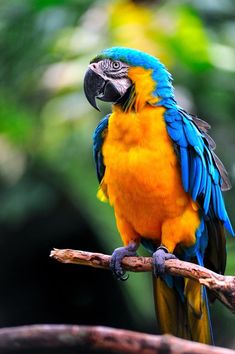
[0,324,234,353]
[50,248,235,313]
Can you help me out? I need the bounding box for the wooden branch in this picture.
[0,324,234,353]
[50,248,235,313]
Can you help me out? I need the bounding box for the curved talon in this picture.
[153,246,177,277]
[120,273,129,281]
[110,242,138,280]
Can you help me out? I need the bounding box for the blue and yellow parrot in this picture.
[83,47,234,344]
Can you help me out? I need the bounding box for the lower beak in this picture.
[84,68,122,111]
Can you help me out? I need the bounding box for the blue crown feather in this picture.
[101,47,174,101]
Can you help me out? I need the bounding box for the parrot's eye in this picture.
[111,61,121,70]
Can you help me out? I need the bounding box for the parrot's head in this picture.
[84,47,174,112]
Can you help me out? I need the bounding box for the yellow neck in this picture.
[116,66,159,112]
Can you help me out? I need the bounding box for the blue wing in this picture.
[164,105,234,236]
[93,114,110,183]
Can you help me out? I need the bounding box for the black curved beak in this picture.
[84,68,122,111]
[84,69,105,111]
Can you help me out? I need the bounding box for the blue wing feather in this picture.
[189,152,197,194]
[199,158,207,195]
[192,155,202,201]
[93,114,110,183]
[180,147,190,192]
[164,107,234,236]
[203,175,211,215]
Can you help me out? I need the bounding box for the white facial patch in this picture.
[89,59,132,97]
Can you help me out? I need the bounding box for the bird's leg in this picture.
[110,241,138,280]
[152,246,177,277]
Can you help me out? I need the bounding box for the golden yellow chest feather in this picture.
[100,105,200,252]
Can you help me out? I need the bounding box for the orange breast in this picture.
[100,105,200,252]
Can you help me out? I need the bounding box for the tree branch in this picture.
[0,324,234,353]
[50,248,235,313]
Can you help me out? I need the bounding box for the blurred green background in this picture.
[0,0,234,352]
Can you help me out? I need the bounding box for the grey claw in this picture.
[153,246,177,277]
[110,242,137,280]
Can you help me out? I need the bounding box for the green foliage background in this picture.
[0,0,234,350]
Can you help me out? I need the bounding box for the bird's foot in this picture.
[110,242,138,281]
[153,246,177,277]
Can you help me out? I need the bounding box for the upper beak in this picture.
[83,68,105,111]
[84,68,122,111]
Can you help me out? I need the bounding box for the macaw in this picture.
[83,47,234,344]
